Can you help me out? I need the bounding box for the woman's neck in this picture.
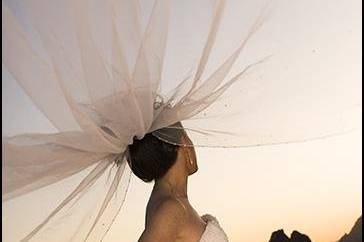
[153,175,188,198]
[152,150,189,199]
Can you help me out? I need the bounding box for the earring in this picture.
[186,147,193,165]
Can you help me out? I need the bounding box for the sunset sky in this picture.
[2,0,362,241]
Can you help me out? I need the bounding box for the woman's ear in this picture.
[182,146,198,175]
[186,147,194,166]
[179,131,198,174]
[179,146,191,171]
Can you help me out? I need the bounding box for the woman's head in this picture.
[127,123,197,182]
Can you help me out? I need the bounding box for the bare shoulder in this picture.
[138,198,187,242]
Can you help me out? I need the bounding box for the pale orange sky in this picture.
[2,0,362,241]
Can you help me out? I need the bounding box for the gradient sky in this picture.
[2,0,362,241]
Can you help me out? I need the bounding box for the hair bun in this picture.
[127,133,179,182]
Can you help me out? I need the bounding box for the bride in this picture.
[127,123,228,242]
[2,0,359,241]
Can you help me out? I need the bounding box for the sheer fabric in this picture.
[2,0,361,241]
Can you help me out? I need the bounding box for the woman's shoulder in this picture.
[147,197,188,224]
[139,198,188,241]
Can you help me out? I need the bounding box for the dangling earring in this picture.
[186,147,193,165]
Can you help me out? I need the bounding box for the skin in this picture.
[137,132,207,242]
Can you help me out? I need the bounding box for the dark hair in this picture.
[127,132,180,182]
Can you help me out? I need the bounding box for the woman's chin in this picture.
[189,167,198,176]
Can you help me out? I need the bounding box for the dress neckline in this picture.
[199,214,229,242]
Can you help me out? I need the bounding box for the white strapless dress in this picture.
[199,214,229,242]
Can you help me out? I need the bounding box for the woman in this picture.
[3,0,359,241]
[127,123,228,242]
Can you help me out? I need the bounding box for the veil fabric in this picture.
[2,0,361,241]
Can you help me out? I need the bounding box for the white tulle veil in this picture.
[2,0,361,241]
